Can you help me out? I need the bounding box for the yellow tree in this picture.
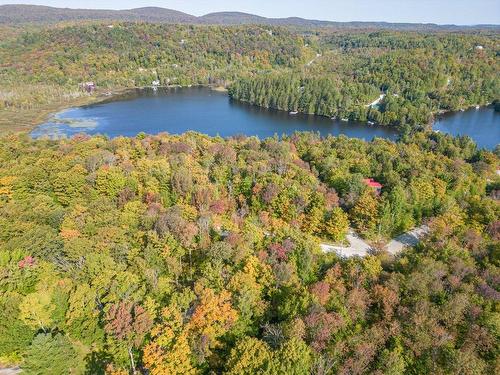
[188,285,238,360]
[0,175,16,201]
[19,290,55,333]
[143,304,197,375]
[228,256,272,335]
[351,190,380,237]
[323,207,349,242]
[52,164,87,206]
[301,193,325,235]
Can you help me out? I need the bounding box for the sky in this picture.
[1,0,499,25]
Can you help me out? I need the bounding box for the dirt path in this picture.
[365,94,386,108]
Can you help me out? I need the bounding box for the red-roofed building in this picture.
[363,178,383,195]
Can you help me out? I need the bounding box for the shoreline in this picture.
[5,84,494,138]
[228,97,495,131]
[0,84,229,135]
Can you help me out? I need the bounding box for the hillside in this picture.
[199,11,269,25]
[0,4,499,375]
[0,22,305,132]
[1,4,498,30]
[1,22,498,133]
[0,4,196,24]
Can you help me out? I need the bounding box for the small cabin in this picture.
[80,82,96,93]
[152,80,160,87]
[363,178,383,195]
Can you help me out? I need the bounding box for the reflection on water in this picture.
[32,87,399,142]
[32,87,499,148]
[434,107,499,150]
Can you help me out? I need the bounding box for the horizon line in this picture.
[1,3,499,27]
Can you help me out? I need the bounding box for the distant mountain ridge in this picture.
[0,4,498,30]
[0,5,196,24]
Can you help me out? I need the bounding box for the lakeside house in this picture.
[79,82,96,93]
[363,178,383,195]
[152,80,160,87]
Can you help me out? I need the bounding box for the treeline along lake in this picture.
[31,87,499,149]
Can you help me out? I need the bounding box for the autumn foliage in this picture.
[0,131,498,374]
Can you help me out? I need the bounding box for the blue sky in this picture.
[1,0,499,25]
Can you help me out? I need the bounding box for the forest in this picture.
[0,24,302,106]
[0,22,498,132]
[0,23,303,131]
[0,19,499,374]
[229,32,499,128]
[0,131,499,374]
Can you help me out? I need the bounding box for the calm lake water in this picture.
[32,87,499,148]
[434,107,499,149]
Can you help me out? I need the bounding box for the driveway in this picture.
[385,226,429,255]
[320,225,429,258]
[320,230,372,257]
[0,368,22,375]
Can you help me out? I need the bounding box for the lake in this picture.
[434,107,499,149]
[32,87,499,148]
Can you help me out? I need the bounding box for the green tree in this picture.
[23,333,84,375]
[225,337,273,375]
[95,167,126,198]
[52,165,87,206]
[65,284,104,346]
[0,292,35,362]
[271,338,313,375]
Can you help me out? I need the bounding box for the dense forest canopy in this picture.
[0,131,499,374]
[0,22,498,132]
[230,31,499,128]
[0,23,305,131]
[1,23,302,86]
[0,18,499,374]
